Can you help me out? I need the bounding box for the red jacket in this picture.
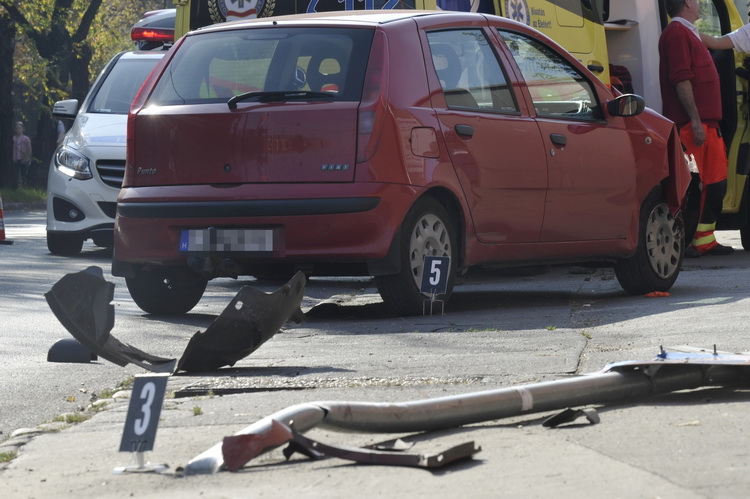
[658,21,722,127]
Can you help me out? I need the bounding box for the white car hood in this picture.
[63,113,127,150]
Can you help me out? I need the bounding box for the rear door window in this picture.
[427,29,517,113]
[148,27,374,105]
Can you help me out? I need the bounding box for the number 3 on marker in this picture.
[134,382,156,435]
[119,374,168,453]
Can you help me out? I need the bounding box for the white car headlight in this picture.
[55,146,92,180]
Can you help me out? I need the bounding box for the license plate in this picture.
[179,228,274,253]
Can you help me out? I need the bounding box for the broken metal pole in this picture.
[183,359,749,475]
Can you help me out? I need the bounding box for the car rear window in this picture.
[89,57,162,114]
[147,27,375,106]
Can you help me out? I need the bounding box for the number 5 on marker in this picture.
[420,256,450,295]
[119,374,169,453]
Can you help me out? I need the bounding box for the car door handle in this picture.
[455,124,474,137]
[550,133,567,146]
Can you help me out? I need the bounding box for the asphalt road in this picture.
[0,210,355,440]
[3,209,750,497]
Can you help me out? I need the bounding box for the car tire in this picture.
[91,233,114,249]
[376,197,457,316]
[740,226,750,251]
[614,188,683,294]
[47,233,84,256]
[126,267,208,315]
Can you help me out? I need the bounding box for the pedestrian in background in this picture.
[56,120,65,144]
[659,0,733,257]
[12,121,32,189]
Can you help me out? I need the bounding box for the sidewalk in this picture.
[2,201,46,212]
[1,370,723,499]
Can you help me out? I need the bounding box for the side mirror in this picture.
[607,94,645,118]
[52,99,79,119]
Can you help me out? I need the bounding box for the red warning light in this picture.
[131,27,174,43]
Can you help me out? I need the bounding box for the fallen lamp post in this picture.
[184,346,750,475]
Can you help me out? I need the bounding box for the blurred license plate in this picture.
[179,228,274,253]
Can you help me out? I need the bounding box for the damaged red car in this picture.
[113,10,691,316]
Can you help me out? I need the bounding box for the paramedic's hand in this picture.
[691,120,706,147]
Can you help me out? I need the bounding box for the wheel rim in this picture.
[645,202,681,278]
[408,213,452,290]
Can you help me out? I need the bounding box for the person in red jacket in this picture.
[659,0,733,257]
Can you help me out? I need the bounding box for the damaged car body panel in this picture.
[222,419,481,471]
[45,267,306,373]
[176,271,306,372]
[45,266,176,373]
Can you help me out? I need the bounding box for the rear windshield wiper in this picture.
[228,91,335,109]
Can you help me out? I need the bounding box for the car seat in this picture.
[431,44,477,108]
[307,42,347,94]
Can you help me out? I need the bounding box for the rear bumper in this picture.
[113,182,420,272]
[117,197,380,219]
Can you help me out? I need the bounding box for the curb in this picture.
[3,202,46,212]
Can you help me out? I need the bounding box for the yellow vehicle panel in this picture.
[494,0,610,84]
[174,1,439,39]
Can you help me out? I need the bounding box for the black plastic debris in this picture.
[47,338,97,363]
[175,271,306,372]
[542,407,600,428]
[45,267,306,374]
[45,266,176,373]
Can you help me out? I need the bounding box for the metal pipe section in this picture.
[183,363,746,475]
[318,369,670,433]
[184,403,327,475]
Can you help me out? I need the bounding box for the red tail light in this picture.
[125,112,137,188]
[125,41,180,186]
[357,30,389,163]
[131,27,174,44]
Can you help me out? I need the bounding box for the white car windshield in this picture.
[89,57,161,114]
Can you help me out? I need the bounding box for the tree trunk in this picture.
[70,42,93,105]
[0,12,15,189]
[0,0,103,189]
[32,107,56,190]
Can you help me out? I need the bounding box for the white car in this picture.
[47,50,165,255]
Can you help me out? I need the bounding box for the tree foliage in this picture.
[0,0,169,188]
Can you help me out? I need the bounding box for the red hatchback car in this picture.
[113,10,691,316]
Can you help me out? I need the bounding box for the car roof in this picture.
[133,8,176,28]
[193,9,480,34]
[117,50,168,61]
